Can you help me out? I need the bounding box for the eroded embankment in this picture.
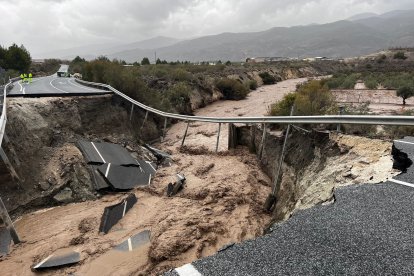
[0,78,400,275]
[0,96,272,275]
[236,126,399,221]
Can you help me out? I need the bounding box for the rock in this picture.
[39,182,50,191]
[53,188,73,203]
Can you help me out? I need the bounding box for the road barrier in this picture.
[75,79,414,126]
[0,81,12,147]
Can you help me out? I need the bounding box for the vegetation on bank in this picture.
[69,57,273,114]
[325,72,414,90]
[269,80,337,117]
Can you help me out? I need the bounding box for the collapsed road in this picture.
[166,137,414,275]
[0,77,403,275]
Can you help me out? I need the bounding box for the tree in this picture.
[5,44,31,72]
[156,58,162,64]
[225,60,231,66]
[397,86,414,105]
[141,57,150,65]
[72,56,86,63]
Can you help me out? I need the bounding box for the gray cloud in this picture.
[0,0,413,57]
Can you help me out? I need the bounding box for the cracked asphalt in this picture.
[166,137,414,276]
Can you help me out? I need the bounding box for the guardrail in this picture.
[0,80,12,148]
[76,79,414,126]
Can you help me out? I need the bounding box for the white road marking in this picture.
[122,201,127,217]
[33,254,54,269]
[50,78,69,93]
[394,140,414,146]
[67,78,102,92]
[18,81,23,92]
[175,264,203,276]
[128,238,133,251]
[91,142,106,163]
[148,174,152,185]
[146,161,156,172]
[22,87,26,95]
[389,178,414,188]
[105,163,111,178]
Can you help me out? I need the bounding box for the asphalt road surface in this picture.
[166,137,414,276]
[8,74,107,96]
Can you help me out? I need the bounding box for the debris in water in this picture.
[167,174,186,197]
[99,194,137,234]
[32,249,80,270]
[114,230,151,252]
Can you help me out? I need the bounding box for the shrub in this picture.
[269,93,296,116]
[171,68,192,81]
[168,82,192,114]
[216,78,249,100]
[248,80,258,90]
[259,72,277,85]
[394,51,407,60]
[268,80,336,116]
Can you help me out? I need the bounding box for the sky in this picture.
[1,0,414,57]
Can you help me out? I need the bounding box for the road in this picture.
[8,74,107,96]
[166,137,414,276]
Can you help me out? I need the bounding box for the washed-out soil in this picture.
[0,78,399,275]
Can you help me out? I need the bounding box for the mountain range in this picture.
[39,10,414,62]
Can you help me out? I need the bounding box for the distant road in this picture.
[8,74,108,96]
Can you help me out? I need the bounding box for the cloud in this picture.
[0,0,413,57]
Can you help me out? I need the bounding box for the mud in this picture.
[0,77,399,275]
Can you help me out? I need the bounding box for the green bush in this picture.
[259,72,277,85]
[168,82,192,114]
[216,78,249,100]
[269,80,336,116]
[248,79,258,90]
[394,51,407,60]
[269,93,296,116]
[171,68,193,81]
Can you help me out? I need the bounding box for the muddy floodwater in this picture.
[1,79,305,275]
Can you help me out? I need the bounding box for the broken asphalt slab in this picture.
[0,227,11,256]
[99,194,137,234]
[77,141,138,166]
[32,249,80,270]
[114,230,151,252]
[97,163,151,190]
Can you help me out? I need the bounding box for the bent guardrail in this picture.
[0,80,12,147]
[76,79,414,126]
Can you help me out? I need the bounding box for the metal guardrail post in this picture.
[140,111,149,130]
[265,106,294,212]
[337,105,345,132]
[129,104,134,121]
[259,123,267,159]
[162,117,168,140]
[0,197,20,244]
[0,148,20,184]
[215,123,222,153]
[181,121,190,148]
